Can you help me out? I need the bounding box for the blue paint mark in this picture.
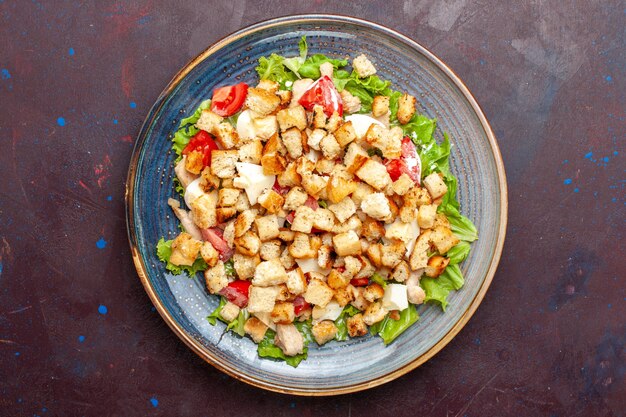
[113,119,118,124]
[68,48,75,56]
[1,68,11,80]
[574,188,579,193]
[151,306,156,312]
[614,151,619,156]
[15,352,20,356]
[149,397,158,408]
[562,159,568,164]
[479,59,485,65]
[96,237,107,249]
[612,198,617,203]
[106,195,112,201]
[0,262,3,274]
[602,157,609,163]
[78,335,85,343]
[607,304,612,309]
[57,117,66,126]
[138,15,151,25]
[584,152,593,159]
[17,398,22,403]
[474,337,481,345]
[289,402,296,408]
[564,178,572,185]
[605,75,612,82]
[98,305,108,315]
[130,101,137,109]
[42,408,47,413]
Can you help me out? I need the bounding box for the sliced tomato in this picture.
[182,130,219,167]
[285,211,295,224]
[350,277,369,287]
[384,137,421,183]
[201,227,233,261]
[293,296,311,316]
[219,280,251,308]
[298,75,343,117]
[210,83,248,117]
[304,195,318,210]
[272,178,290,196]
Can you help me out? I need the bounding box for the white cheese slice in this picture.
[404,220,421,257]
[235,162,275,205]
[295,258,330,275]
[252,311,276,331]
[236,109,278,141]
[345,114,384,139]
[312,300,343,324]
[382,283,409,311]
[183,177,206,209]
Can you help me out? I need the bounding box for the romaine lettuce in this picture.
[156,238,208,276]
[369,305,419,345]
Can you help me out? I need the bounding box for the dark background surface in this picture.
[1,1,624,416]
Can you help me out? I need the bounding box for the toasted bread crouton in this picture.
[259,239,281,261]
[366,243,383,267]
[196,110,223,135]
[219,301,240,322]
[234,209,256,237]
[361,192,392,222]
[304,279,335,308]
[384,219,413,246]
[290,206,315,233]
[343,256,363,279]
[245,87,280,116]
[326,175,357,204]
[257,189,284,214]
[381,240,406,268]
[277,161,302,187]
[344,142,369,174]
[223,221,235,248]
[360,216,385,241]
[285,267,306,295]
[261,152,286,176]
[216,207,237,223]
[276,105,307,131]
[276,89,292,107]
[328,197,356,223]
[218,188,240,207]
[340,89,361,114]
[364,283,385,302]
[333,121,357,148]
[214,122,239,149]
[352,54,377,78]
[392,173,415,196]
[423,172,448,199]
[390,260,410,282]
[417,204,437,229]
[313,208,336,232]
[278,229,295,242]
[325,111,342,132]
[271,301,295,324]
[372,95,390,118]
[355,255,376,279]
[238,139,262,164]
[200,241,219,267]
[327,269,350,289]
[348,183,372,207]
[169,232,202,266]
[199,166,219,192]
[317,245,334,269]
[334,286,354,307]
[252,259,288,287]
[425,255,450,277]
[430,226,460,254]
[347,313,368,337]
[320,133,341,159]
[254,214,280,241]
[234,231,261,256]
[312,105,327,129]
[350,286,370,311]
[233,252,260,280]
[234,191,251,212]
[312,320,338,345]
[257,79,279,93]
[204,260,228,294]
[432,213,451,229]
[364,123,388,151]
[191,191,218,229]
[244,317,268,343]
[315,158,335,176]
[385,126,403,159]
[356,159,392,191]
[281,127,304,159]
[210,150,238,178]
[247,285,280,313]
[301,173,329,197]
[409,229,432,271]
[332,214,363,234]
[400,205,418,223]
[282,186,308,211]
[333,230,362,257]
[184,150,205,174]
[363,301,387,325]
[397,93,416,125]
[289,233,316,259]
[405,186,433,207]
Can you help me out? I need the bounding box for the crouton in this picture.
[257,79,279,93]
[326,175,357,204]
[234,231,261,256]
[286,267,306,295]
[343,256,363,279]
[433,213,451,228]
[278,229,296,242]
[191,191,218,229]
[349,183,373,207]
[384,126,403,159]
[200,241,219,267]
[356,159,392,191]
[360,216,384,241]
[363,301,387,325]
[312,320,338,345]
[218,188,240,207]
[312,105,328,129]
[409,229,432,271]
[254,214,280,242]
[334,286,354,307]
[282,187,308,211]
[210,150,238,178]
[289,233,316,259]
[307,128,326,150]
[204,261,228,294]
[234,191,251,212]
[372,95,390,118]
[317,245,334,269]
[381,240,406,268]
[397,93,416,125]
[184,150,205,174]
[347,313,368,337]
[315,158,336,175]
[234,209,256,237]
[364,123,388,151]
[320,133,341,159]
[340,89,361,114]
[366,243,383,267]
[312,208,336,232]
[344,143,369,174]
[276,105,307,131]
[252,259,289,287]
[301,173,329,197]
[290,206,315,233]
[281,127,304,159]
[199,167,220,192]
[352,54,377,78]
[257,189,284,214]
[423,172,448,199]
[214,122,239,149]
[304,279,335,308]
[247,285,280,313]
[271,301,296,324]
[332,214,363,234]
[327,269,350,289]
[328,197,356,223]
[333,230,362,257]
[390,260,410,282]
[405,186,433,207]
[384,219,413,246]
[220,301,240,322]
[364,283,385,302]
[400,206,418,223]
[417,204,437,229]
[244,317,268,343]
[261,152,287,176]
[332,122,356,149]
[350,286,370,311]
[238,139,263,164]
[425,255,451,277]
[392,173,415,196]
[361,192,392,222]
[277,161,302,188]
[245,87,280,116]
[430,226,460,254]
[325,111,342,132]
[196,110,223,135]
[280,247,296,269]
[233,252,260,280]
[355,255,376,279]
[276,90,292,106]
[169,232,202,266]
[216,207,237,223]
[223,221,235,248]
[259,239,282,261]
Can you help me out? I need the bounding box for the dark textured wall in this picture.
[0,1,624,416]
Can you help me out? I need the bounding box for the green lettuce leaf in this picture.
[282,36,308,75]
[224,258,236,279]
[256,53,298,90]
[438,204,478,242]
[342,73,391,113]
[446,241,471,265]
[156,238,208,276]
[370,272,387,287]
[420,264,464,311]
[226,309,250,337]
[257,321,312,368]
[298,54,348,79]
[171,99,212,159]
[369,305,419,345]
[207,297,227,325]
[334,305,361,341]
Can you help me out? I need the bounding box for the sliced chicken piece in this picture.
[168,198,203,240]
[274,323,304,356]
[174,156,199,189]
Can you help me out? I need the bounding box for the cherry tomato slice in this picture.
[298,75,343,117]
[272,178,290,196]
[350,277,369,287]
[201,227,233,261]
[293,296,311,315]
[384,137,421,184]
[182,130,219,167]
[219,280,251,308]
[210,83,248,117]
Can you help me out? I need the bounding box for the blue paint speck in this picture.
[96,237,107,249]
[612,198,617,203]
[479,59,485,65]
[614,151,618,156]
[68,48,75,56]
[17,398,22,403]
[574,188,579,193]
[585,152,593,159]
[130,101,137,109]
[106,195,112,201]
[149,398,158,408]
[607,304,612,309]
[562,159,568,164]
[289,402,296,408]
[1,68,11,80]
[602,156,609,163]
[0,262,3,274]
[15,352,20,356]
[605,75,612,82]
[57,117,66,127]
[563,178,572,185]
[113,119,118,124]
[98,305,108,315]
[474,337,481,345]
[78,335,85,343]
[42,408,47,413]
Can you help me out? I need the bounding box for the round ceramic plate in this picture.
[126,15,507,395]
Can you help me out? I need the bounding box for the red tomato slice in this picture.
[201,227,233,261]
[384,137,421,184]
[182,130,219,167]
[298,75,343,117]
[219,280,251,308]
[272,178,290,196]
[350,277,369,287]
[304,195,318,210]
[285,211,295,224]
[293,296,311,316]
[210,83,248,117]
